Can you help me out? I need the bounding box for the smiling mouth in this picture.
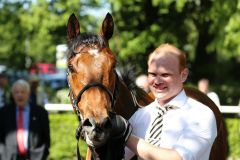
[154,86,167,91]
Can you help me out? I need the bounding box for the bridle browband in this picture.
[66,69,119,160]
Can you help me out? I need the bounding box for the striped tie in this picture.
[146,105,176,146]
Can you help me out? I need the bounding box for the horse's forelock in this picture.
[67,33,107,59]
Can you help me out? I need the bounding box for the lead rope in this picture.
[72,93,83,160]
[76,123,82,160]
[67,70,83,160]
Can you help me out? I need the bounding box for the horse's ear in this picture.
[67,13,80,40]
[100,13,114,41]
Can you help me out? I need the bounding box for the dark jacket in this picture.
[0,104,50,160]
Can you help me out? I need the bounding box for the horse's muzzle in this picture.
[82,117,112,147]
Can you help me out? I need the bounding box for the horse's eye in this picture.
[68,65,75,73]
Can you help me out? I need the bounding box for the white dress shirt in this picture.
[125,90,217,160]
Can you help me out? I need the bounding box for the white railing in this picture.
[219,106,240,114]
[44,103,73,111]
[44,103,240,115]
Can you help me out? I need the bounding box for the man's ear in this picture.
[181,68,189,82]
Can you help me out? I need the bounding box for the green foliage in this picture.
[208,0,240,60]
[55,88,71,104]
[225,118,240,158]
[49,113,87,159]
[42,87,70,104]
[217,83,240,105]
[108,0,240,84]
[44,88,70,104]
[0,0,107,69]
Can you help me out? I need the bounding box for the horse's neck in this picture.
[114,79,154,120]
[86,81,154,160]
[114,79,138,120]
[134,87,154,107]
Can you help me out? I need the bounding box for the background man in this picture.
[0,79,50,160]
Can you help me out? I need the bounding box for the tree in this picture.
[0,1,27,69]
[108,0,240,83]
[0,0,106,70]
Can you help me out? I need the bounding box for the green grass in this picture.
[49,112,87,160]
[225,117,240,159]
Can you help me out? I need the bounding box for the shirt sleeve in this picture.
[173,107,217,160]
[124,110,139,160]
[124,146,135,160]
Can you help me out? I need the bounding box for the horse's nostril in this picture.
[82,118,92,127]
[102,117,112,130]
[94,127,103,134]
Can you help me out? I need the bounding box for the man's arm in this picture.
[126,135,182,160]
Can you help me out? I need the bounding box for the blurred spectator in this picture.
[135,74,150,93]
[0,79,50,160]
[198,78,220,106]
[29,75,48,106]
[0,73,9,108]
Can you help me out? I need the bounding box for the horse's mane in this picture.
[117,64,138,92]
[67,33,106,59]
[117,64,153,107]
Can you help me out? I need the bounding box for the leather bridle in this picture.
[66,69,119,160]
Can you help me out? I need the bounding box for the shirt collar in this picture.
[17,104,30,112]
[154,90,187,108]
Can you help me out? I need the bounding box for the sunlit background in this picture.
[0,0,239,159]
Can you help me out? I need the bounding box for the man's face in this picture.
[198,81,208,93]
[148,53,187,105]
[0,77,8,87]
[12,85,29,108]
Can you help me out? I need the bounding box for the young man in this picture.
[0,79,50,160]
[125,44,217,160]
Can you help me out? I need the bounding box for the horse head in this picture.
[66,13,118,147]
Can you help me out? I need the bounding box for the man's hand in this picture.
[110,114,132,142]
[98,113,132,160]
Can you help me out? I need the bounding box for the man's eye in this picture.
[162,73,170,77]
[148,73,156,77]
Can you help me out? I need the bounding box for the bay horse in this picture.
[66,13,227,160]
[66,13,153,160]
